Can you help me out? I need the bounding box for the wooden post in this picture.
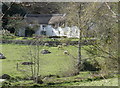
[16,63,19,71]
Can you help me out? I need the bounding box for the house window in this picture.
[41,31,46,35]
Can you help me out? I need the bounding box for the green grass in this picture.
[2,36,97,42]
[14,37,33,40]
[53,77,118,86]
[0,44,118,86]
[0,44,89,78]
[2,77,118,86]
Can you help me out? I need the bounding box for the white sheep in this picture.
[44,43,49,46]
[57,45,63,50]
[63,50,69,55]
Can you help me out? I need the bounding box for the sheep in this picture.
[63,50,69,55]
[57,45,63,50]
[57,43,67,50]
[62,43,67,46]
[44,43,49,46]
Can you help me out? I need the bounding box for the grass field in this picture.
[0,44,89,78]
[0,44,118,87]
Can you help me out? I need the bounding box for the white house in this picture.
[18,14,80,38]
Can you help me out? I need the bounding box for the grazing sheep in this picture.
[63,50,69,55]
[62,43,67,46]
[41,49,51,54]
[57,45,63,50]
[44,43,49,46]
[0,53,6,59]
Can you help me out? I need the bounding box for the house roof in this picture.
[24,14,66,24]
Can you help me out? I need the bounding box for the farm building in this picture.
[18,14,80,38]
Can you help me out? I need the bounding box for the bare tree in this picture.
[58,2,118,74]
[16,37,44,84]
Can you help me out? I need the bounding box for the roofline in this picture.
[25,14,66,17]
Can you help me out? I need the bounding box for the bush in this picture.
[1,30,16,39]
[81,59,101,71]
[2,81,11,87]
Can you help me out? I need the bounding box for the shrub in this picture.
[2,81,11,87]
[81,59,101,71]
[1,30,16,39]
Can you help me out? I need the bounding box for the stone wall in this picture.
[1,39,96,46]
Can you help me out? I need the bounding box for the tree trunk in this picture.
[77,4,82,71]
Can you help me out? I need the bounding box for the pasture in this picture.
[0,44,118,87]
[0,44,88,78]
